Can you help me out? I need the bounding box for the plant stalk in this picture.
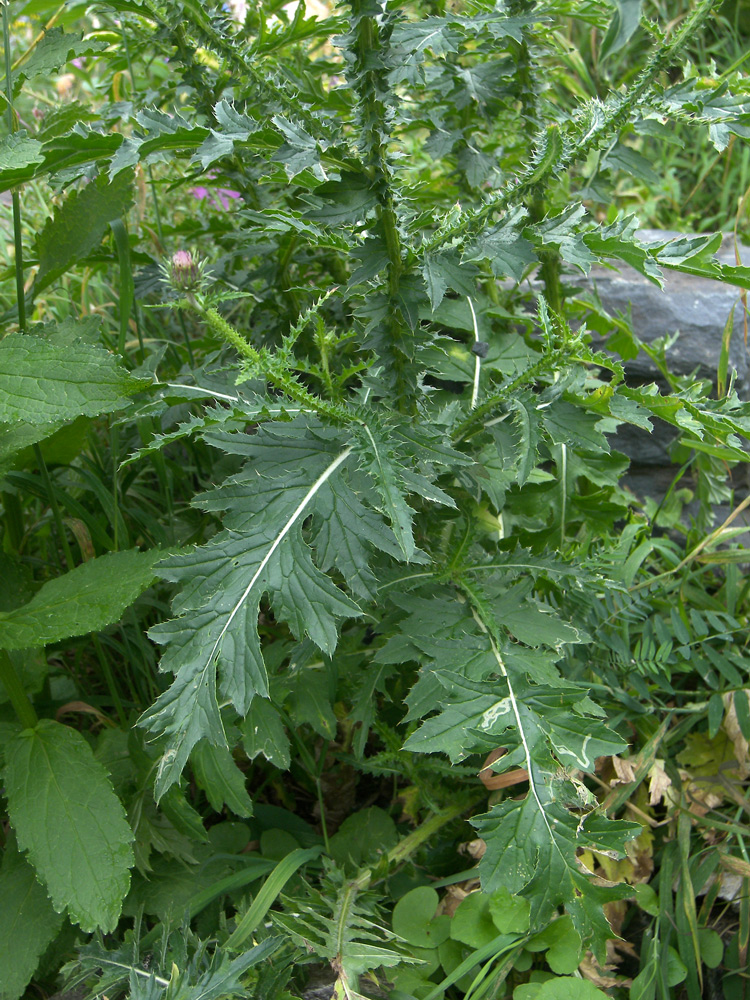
[0,650,38,730]
[3,0,26,330]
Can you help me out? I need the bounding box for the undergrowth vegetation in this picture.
[3,0,750,998]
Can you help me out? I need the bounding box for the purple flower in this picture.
[191,177,241,211]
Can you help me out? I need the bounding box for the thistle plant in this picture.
[2,1,750,998]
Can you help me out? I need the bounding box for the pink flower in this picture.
[191,178,241,211]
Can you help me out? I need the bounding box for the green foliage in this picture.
[0,836,64,1000]
[2,0,750,997]
[0,548,163,648]
[3,720,134,931]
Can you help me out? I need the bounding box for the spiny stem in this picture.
[199,304,352,425]
[425,0,721,257]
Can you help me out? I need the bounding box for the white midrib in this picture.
[473,609,562,856]
[206,446,353,666]
[468,296,480,411]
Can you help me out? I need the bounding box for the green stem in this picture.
[452,348,567,443]
[34,444,75,571]
[199,304,351,424]
[425,0,721,256]
[3,2,26,330]
[0,650,38,730]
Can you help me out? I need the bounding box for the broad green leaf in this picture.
[34,169,134,291]
[0,549,163,650]
[489,887,530,934]
[451,891,499,948]
[192,741,254,818]
[526,915,582,974]
[516,977,609,1000]
[0,334,145,425]
[4,720,134,931]
[392,887,451,948]
[600,0,643,59]
[0,836,64,1000]
[328,807,398,868]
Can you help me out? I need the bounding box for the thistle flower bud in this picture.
[169,250,200,291]
[160,248,210,298]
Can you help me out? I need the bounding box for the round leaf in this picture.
[393,886,451,948]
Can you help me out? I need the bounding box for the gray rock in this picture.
[564,229,750,466]
[583,229,750,393]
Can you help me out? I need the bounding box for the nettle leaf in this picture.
[0,549,163,650]
[3,720,134,932]
[397,583,636,956]
[0,835,64,1000]
[33,169,134,291]
[0,334,146,425]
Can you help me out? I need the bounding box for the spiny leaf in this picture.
[395,581,636,956]
[140,423,366,796]
[10,27,107,93]
[357,423,417,560]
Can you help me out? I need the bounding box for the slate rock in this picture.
[584,229,750,393]
[572,229,750,467]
